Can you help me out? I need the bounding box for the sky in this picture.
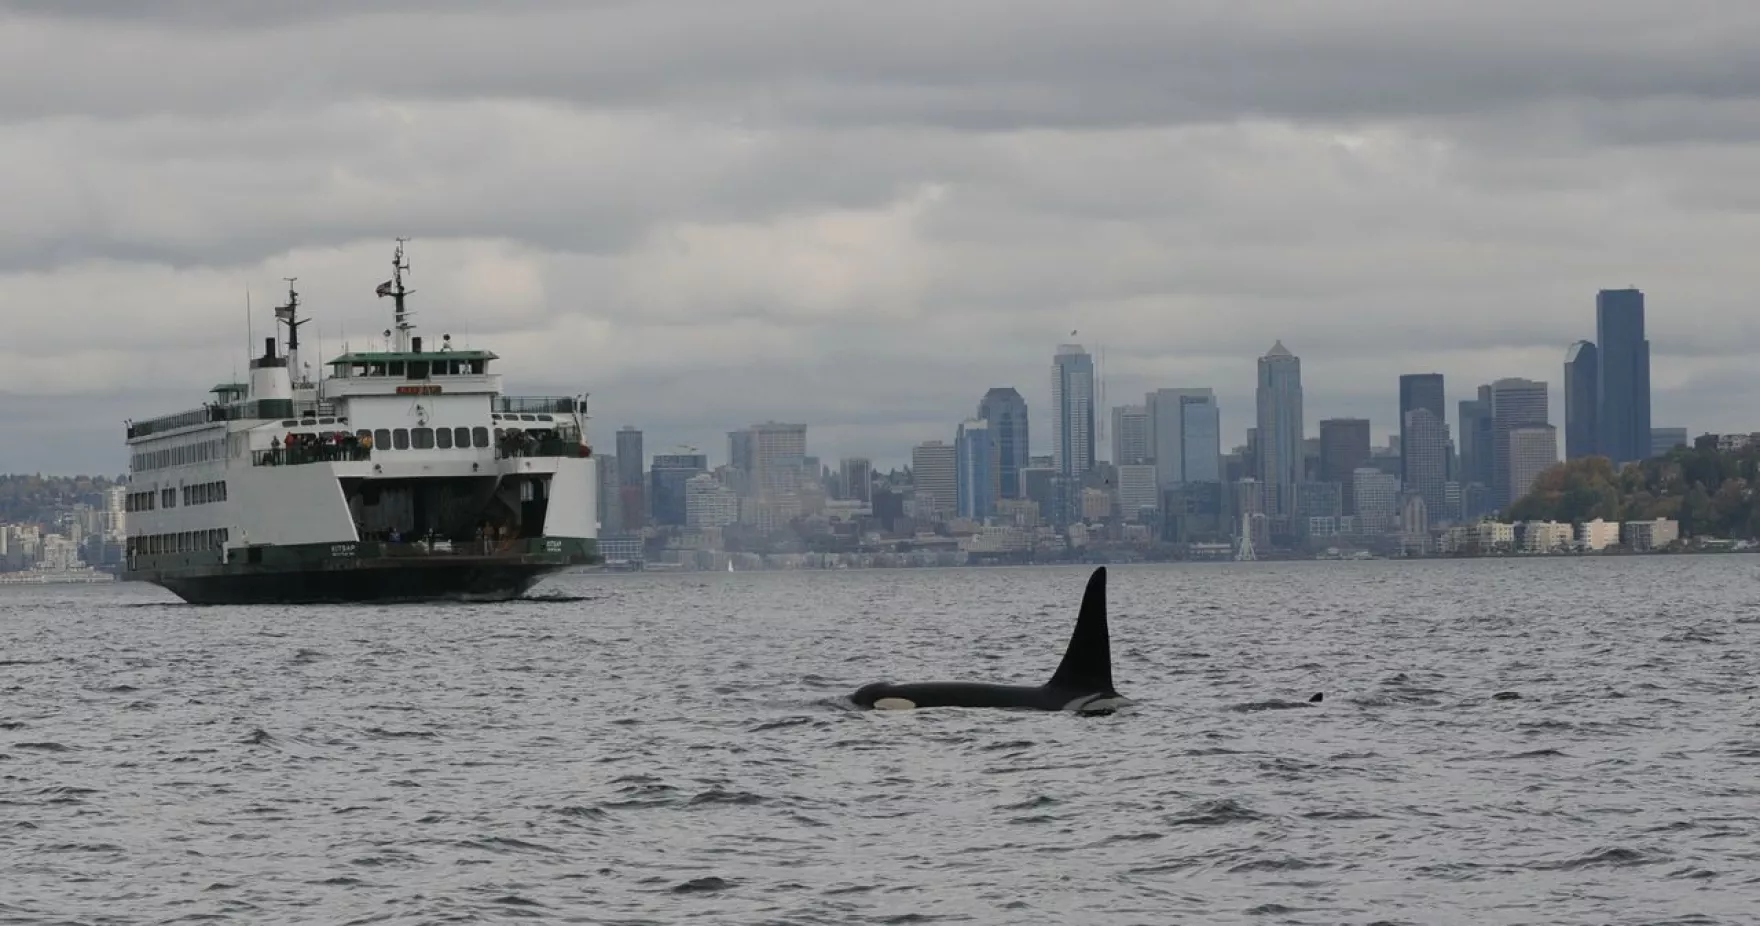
[4,0,1759,476]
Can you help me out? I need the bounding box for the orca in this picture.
[849,566,1125,714]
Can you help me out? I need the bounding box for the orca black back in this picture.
[849,566,1125,713]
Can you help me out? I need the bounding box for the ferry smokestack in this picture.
[412,336,422,353]
[264,336,276,359]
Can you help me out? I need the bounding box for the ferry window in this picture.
[537,415,554,422]
[319,417,335,425]
[389,362,405,376]
[436,428,454,450]
[393,428,410,450]
[453,426,469,447]
[520,414,537,421]
[374,428,391,450]
[412,428,434,449]
[220,482,228,501]
[409,360,430,380]
[281,420,297,427]
[356,429,371,440]
[472,427,489,448]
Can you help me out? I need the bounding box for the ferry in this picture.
[122,240,602,604]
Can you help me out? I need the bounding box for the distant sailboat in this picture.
[727,559,734,573]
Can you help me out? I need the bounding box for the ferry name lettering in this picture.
[330,544,358,558]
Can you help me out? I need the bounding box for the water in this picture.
[3,557,1758,925]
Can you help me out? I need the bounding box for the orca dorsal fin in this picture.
[1047,566,1113,695]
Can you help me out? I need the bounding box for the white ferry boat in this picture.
[122,240,602,604]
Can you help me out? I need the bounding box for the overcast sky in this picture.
[4,0,1758,476]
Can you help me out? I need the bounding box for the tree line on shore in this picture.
[1505,439,1760,539]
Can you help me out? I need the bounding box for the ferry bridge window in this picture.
[436,428,453,450]
[393,428,410,450]
[454,426,470,447]
[472,426,489,448]
[374,428,391,450]
[413,427,435,449]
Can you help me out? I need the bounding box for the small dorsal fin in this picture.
[1047,567,1112,695]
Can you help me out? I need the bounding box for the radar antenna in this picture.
[376,238,416,352]
[274,278,310,385]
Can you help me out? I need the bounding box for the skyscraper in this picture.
[955,419,996,520]
[1490,378,1550,508]
[911,440,957,521]
[1596,288,1651,465]
[1508,425,1559,503]
[649,452,709,526]
[1398,373,1445,487]
[1458,385,1495,490]
[746,422,809,492]
[1051,345,1096,479]
[1318,417,1372,514]
[1254,341,1304,515]
[840,457,873,504]
[1146,388,1222,488]
[1111,404,1150,465]
[977,388,1030,498]
[1563,340,1599,461]
[1402,407,1450,523]
[614,426,645,529]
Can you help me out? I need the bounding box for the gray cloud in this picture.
[3,1,1760,475]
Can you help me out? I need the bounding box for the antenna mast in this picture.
[275,277,309,384]
[378,238,415,352]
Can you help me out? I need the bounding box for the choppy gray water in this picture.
[3,557,1759,924]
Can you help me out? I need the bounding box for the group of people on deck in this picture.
[266,430,373,464]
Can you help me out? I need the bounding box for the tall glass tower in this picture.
[1595,288,1650,465]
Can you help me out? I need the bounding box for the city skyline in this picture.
[7,5,1760,475]
[2,313,1704,478]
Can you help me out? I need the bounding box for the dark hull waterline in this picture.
[150,562,578,605]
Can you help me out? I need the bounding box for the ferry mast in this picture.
[378,238,415,352]
[274,278,309,384]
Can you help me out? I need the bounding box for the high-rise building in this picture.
[1111,404,1150,466]
[649,452,709,526]
[746,422,808,492]
[911,440,958,521]
[1402,407,1450,523]
[976,388,1030,498]
[1458,385,1495,491]
[1353,468,1401,533]
[1490,378,1550,508]
[1596,288,1651,465]
[597,453,622,533]
[1563,340,1599,461]
[1051,344,1096,480]
[1255,341,1304,515]
[1114,464,1159,521]
[615,427,644,486]
[839,457,873,505]
[1508,425,1559,504]
[1146,388,1221,488]
[955,419,996,520]
[727,430,754,474]
[1318,418,1372,515]
[613,426,647,529]
[1650,427,1688,458]
[1398,373,1445,487]
[684,473,739,529]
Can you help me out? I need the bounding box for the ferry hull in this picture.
[124,537,599,605]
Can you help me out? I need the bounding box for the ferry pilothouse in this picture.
[122,240,603,604]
